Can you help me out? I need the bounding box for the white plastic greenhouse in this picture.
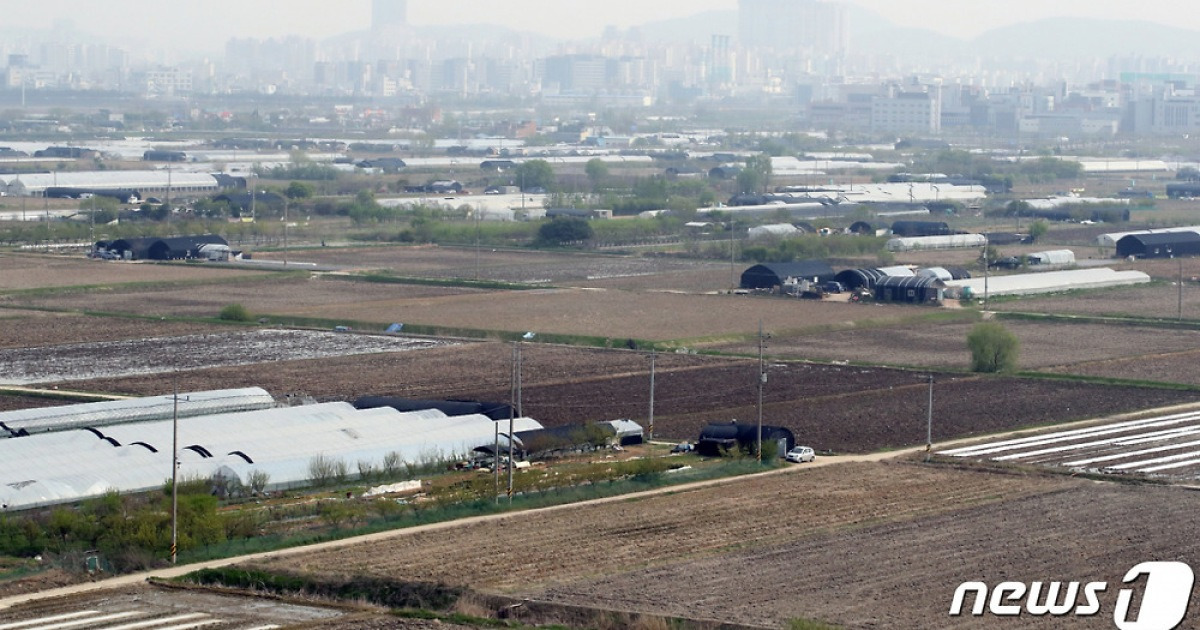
[885,234,987,252]
[0,387,276,438]
[0,402,544,511]
[945,268,1150,298]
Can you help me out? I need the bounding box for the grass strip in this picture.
[173,460,774,566]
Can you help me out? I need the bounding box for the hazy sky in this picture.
[5,1,1199,51]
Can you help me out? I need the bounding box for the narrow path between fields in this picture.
[0,386,129,401]
[6,400,1200,611]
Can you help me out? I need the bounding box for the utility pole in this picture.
[729,219,737,290]
[757,320,766,464]
[283,198,288,267]
[925,374,934,462]
[165,165,172,232]
[648,350,656,441]
[170,382,179,565]
[982,237,990,306]
[516,341,523,418]
[1179,257,1184,321]
[493,419,500,503]
[508,343,517,503]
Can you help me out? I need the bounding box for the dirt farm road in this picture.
[5,401,1200,612]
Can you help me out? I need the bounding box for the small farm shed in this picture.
[873,275,945,304]
[697,421,795,457]
[1116,232,1200,259]
[748,223,802,241]
[512,423,618,458]
[1027,250,1075,265]
[741,261,835,289]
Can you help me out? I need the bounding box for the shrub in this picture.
[967,321,1020,373]
[218,303,253,322]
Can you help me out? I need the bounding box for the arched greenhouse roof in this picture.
[0,402,544,511]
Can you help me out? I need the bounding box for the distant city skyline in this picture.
[4,0,1200,53]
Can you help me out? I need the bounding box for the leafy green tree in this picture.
[1028,220,1049,242]
[737,154,773,194]
[284,181,315,200]
[219,303,253,322]
[585,158,609,192]
[536,217,593,246]
[513,159,556,192]
[967,322,1020,373]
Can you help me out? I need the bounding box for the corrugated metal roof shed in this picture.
[0,388,275,438]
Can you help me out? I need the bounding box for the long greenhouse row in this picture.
[0,401,543,511]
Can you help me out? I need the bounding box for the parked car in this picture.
[670,442,695,453]
[785,446,816,463]
[822,281,845,294]
[991,256,1022,270]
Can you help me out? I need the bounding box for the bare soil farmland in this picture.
[51,344,727,402]
[0,252,267,290]
[5,274,485,319]
[0,394,75,412]
[1049,348,1200,385]
[256,462,1069,595]
[51,346,1199,454]
[0,312,222,348]
[714,319,1200,370]
[255,244,731,290]
[0,329,452,385]
[535,475,1200,629]
[9,276,935,341]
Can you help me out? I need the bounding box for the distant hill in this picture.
[637,10,737,42]
[972,17,1200,59]
[612,9,1200,63]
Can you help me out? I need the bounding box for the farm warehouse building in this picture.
[874,275,945,304]
[1116,232,1200,259]
[740,261,836,289]
[0,388,274,438]
[835,265,914,290]
[1096,226,1200,249]
[0,402,545,511]
[697,422,794,457]
[102,234,230,261]
[945,268,1150,298]
[4,170,224,198]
